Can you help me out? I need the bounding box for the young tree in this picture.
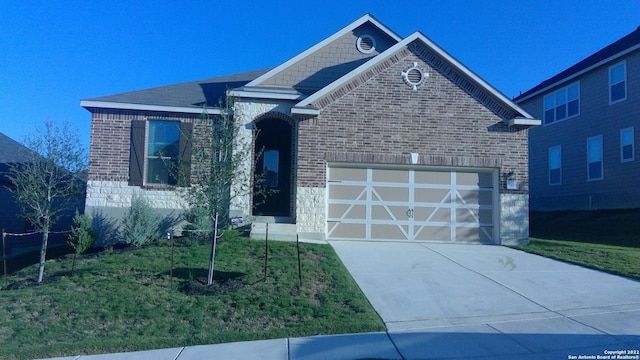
[8,119,86,283]
[67,210,96,276]
[176,97,269,286]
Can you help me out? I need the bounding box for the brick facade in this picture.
[296,45,531,195]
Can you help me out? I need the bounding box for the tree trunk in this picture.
[37,228,49,283]
[70,253,77,277]
[207,211,219,286]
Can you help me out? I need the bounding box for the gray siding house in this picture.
[81,14,539,245]
[516,27,640,211]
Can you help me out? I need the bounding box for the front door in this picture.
[253,118,292,216]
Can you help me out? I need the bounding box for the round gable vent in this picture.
[401,62,428,90]
[356,35,376,54]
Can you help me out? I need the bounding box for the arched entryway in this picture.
[253,116,293,217]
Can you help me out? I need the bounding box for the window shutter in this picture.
[129,120,145,186]
[179,122,193,186]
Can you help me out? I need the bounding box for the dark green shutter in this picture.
[129,120,145,186]
[178,122,193,186]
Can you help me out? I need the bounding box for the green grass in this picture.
[519,210,640,281]
[0,232,385,360]
[518,238,640,281]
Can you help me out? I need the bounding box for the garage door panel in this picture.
[329,185,365,200]
[330,167,367,181]
[456,226,493,244]
[456,208,493,225]
[329,222,366,239]
[372,186,409,202]
[456,189,493,205]
[457,172,493,187]
[372,169,409,183]
[371,224,408,240]
[371,205,407,221]
[414,225,451,241]
[414,188,450,203]
[327,166,497,244]
[414,207,450,223]
[415,171,451,185]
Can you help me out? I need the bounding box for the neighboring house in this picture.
[0,132,84,256]
[515,27,640,211]
[81,14,540,245]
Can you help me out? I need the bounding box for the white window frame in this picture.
[609,61,627,104]
[543,82,580,126]
[587,135,603,181]
[621,127,634,162]
[548,145,562,185]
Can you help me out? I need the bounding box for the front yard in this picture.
[0,233,384,360]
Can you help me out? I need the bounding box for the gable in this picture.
[295,33,536,125]
[257,22,398,94]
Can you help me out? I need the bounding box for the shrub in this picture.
[67,210,97,275]
[182,205,213,239]
[120,197,161,247]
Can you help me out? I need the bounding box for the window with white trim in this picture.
[548,145,562,185]
[621,127,634,162]
[609,61,626,104]
[543,82,579,126]
[587,135,603,181]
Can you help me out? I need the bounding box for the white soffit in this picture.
[80,100,223,115]
[246,14,402,88]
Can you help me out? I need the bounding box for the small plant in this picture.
[120,197,161,247]
[67,210,97,276]
[182,205,213,239]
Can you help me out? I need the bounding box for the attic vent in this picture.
[401,62,428,90]
[356,35,376,54]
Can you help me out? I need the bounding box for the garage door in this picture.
[327,165,498,243]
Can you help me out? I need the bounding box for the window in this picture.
[544,82,579,125]
[587,135,603,181]
[549,146,562,185]
[610,61,626,104]
[146,121,180,185]
[263,149,279,188]
[128,120,192,187]
[621,127,634,162]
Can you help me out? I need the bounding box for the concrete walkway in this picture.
[43,242,640,359]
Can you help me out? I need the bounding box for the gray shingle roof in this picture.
[84,68,272,109]
[0,132,33,164]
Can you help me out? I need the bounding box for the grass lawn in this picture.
[520,210,640,281]
[0,232,385,360]
[517,238,640,281]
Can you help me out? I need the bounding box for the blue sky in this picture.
[1,0,639,150]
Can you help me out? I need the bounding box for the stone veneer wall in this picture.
[85,180,186,209]
[295,187,326,239]
[499,193,530,245]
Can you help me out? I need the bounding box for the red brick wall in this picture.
[297,45,530,193]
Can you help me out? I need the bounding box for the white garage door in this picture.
[327,165,498,244]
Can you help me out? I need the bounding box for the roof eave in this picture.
[506,117,541,127]
[80,100,223,115]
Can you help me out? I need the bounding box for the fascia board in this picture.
[515,43,640,103]
[291,106,320,116]
[80,100,222,115]
[507,117,541,126]
[296,31,535,119]
[246,14,402,87]
[227,89,306,100]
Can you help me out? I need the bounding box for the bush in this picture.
[67,210,97,276]
[120,197,161,247]
[68,210,96,253]
[182,205,213,239]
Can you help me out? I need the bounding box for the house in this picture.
[515,27,640,211]
[81,14,539,245]
[0,132,84,257]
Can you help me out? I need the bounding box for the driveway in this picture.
[330,241,640,359]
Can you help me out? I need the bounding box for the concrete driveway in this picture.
[330,241,640,359]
